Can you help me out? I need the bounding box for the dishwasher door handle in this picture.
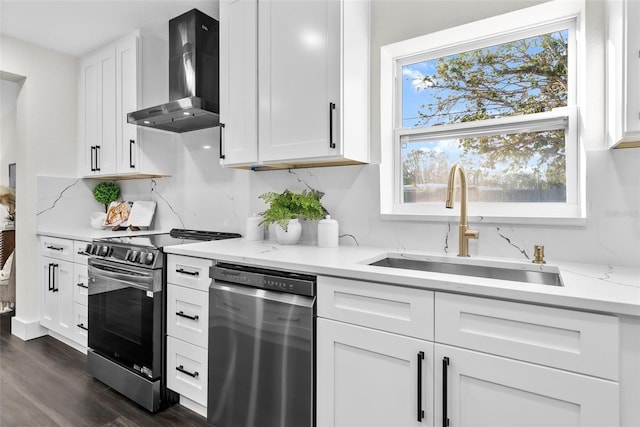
[212,282,315,308]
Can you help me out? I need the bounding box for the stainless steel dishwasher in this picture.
[208,262,316,427]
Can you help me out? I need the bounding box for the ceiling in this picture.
[0,0,219,58]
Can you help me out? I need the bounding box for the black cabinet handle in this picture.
[77,323,88,331]
[219,123,226,160]
[95,145,101,171]
[46,245,64,251]
[90,146,96,172]
[129,139,135,168]
[329,102,336,149]
[48,263,54,291]
[176,311,199,321]
[51,264,59,293]
[443,357,450,427]
[176,365,199,378]
[77,282,88,289]
[176,268,199,276]
[417,351,425,422]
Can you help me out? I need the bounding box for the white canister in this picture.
[245,214,264,241]
[317,215,339,248]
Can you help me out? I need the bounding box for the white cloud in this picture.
[403,68,434,91]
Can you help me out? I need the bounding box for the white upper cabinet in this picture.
[219,0,259,166]
[219,0,370,168]
[607,0,640,148]
[78,31,175,178]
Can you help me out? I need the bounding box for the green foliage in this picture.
[93,182,120,212]
[259,189,328,231]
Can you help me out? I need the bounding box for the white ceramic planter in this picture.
[274,219,302,245]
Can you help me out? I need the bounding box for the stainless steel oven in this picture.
[87,229,241,412]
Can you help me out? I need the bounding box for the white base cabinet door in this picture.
[40,257,74,340]
[317,318,434,427]
[435,344,619,427]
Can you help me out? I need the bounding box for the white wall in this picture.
[0,34,78,331]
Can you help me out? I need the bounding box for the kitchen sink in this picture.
[368,254,563,286]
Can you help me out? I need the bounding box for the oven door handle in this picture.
[88,264,155,288]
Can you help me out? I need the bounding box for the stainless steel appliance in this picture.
[87,229,240,412]
[128,9,220,133]
[208,263,316,427]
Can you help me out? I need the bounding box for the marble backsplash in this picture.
[36,129,639,268]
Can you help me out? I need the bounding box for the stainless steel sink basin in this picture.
[369,255,563,286]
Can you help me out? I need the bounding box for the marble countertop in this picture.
[37,227,166,241]
[164,238,640,317]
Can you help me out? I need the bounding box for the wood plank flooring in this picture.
[0,312,207,426]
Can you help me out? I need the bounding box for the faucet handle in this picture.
[464,228,479,239]
[533,245,545,264]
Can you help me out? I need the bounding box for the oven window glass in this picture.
[104,287,144,345]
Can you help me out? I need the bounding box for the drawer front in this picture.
[40,236,74,262]
[435,292,619,380]
[167,255,213,291]
[318,276,434,341]
[73,302,88,347]
[73,264,89,305]
[73,240,91,265]
[167,285,208,348]
[166,336,208,406]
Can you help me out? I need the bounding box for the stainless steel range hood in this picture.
[128,9,219,133]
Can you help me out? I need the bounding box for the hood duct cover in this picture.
[128,9,219,133]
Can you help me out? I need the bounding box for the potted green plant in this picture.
[93,181,121,212]
[259,189,328,244]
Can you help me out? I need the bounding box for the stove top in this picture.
[87,229,242,268]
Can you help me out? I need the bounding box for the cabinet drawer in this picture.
[167,285,208,349]
[40,236,74,262]
[166,336,208,407]
[73,264,88,305]
[73,302,88,348]
[318,276,434,340]
[73,240,91,265]
[167,255,213,291]
[435,293,619,380]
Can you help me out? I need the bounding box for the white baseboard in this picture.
[11,317,47,341]
[179,395,207,418]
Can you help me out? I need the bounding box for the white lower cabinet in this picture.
[434,344,618,427]
[317,276,621,427]
[317,318,434,427]
[40,257,74,339]
[165,254,213,416]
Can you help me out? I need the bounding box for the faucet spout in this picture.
[445,163,479,257]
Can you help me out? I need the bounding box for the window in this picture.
[380,1,586,224]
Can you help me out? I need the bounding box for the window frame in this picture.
[380,0,587,225]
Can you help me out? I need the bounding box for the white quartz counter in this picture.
[37,227,166,241]
[165,238,640,317]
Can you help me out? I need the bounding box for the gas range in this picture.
[86,228,241,269]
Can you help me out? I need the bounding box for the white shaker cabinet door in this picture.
[258,0,341,162]
[317,318,434,427]
[435,344,619,427]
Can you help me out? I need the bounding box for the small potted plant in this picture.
[259,189,328,244]
[91,182,120,229]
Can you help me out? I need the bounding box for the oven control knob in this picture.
[100,245,109,256]
[144,252,155,265]
[90,244,99,255]
[85,243,92,254]
[130,250,139,263]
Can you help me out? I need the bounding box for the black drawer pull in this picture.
[52,264,59,293]
[46,245,64,251]
[176,365,199,378]
[219,122,226,160]
[77,323,88,331]
[176,268,199,276]
[48,263,54,291]
[329,102,336,149]
[77,282,88,289]
[176,311,199,321]
[129,139,135,168]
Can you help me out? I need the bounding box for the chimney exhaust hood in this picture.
[127,9,219,133]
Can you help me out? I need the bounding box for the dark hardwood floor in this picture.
[0,312,207,426]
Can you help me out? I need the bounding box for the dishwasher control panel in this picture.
[210,262,316,297]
